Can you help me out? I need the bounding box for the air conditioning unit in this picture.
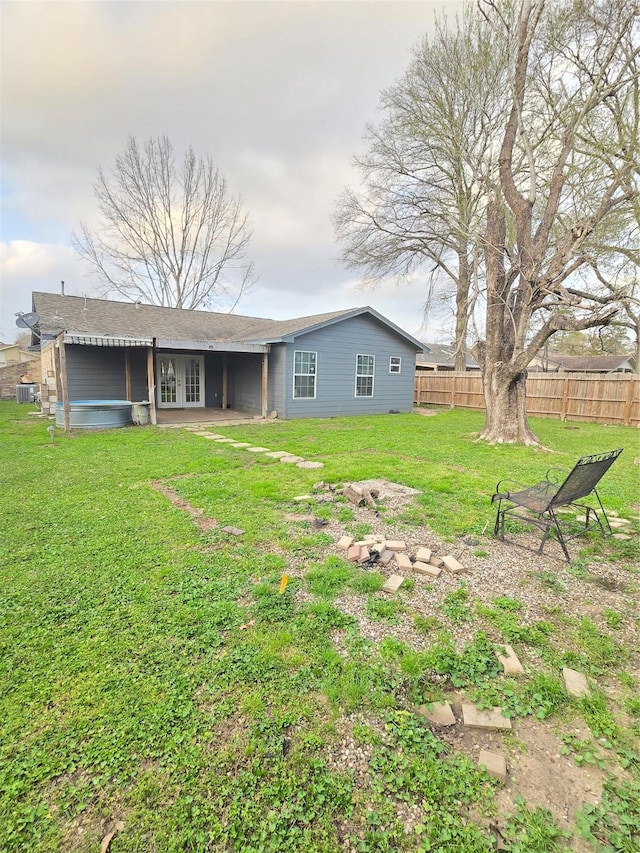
[16,383,37,403]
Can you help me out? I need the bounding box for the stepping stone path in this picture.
[562,667,590,698]
[478,749,507,783]
[496,644,525,675]
[187,429,324,469]
[462,704,512,731]
[222,526,244,536]
[417,701,456,727]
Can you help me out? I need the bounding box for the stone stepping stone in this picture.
[199,433,224,439]
[478,749,507,783]
[609,519,631,527]
[395,553,413,570]
[293,495,314,502]
[246,446,270,453]
[612,533,632,541]
[297,461,324,469]
[214,437,237,443]
[382,574,404,593]
[496,644,525,675]
[413,560,441,578]
[230,442,251,448]
[462,704,512,731]
[416,546,432,563]
[265,450,289,458]
[442,555,465,574]
[222,526,244,536]
[280,455,304,464]
[562,667,590,698]
[416,701,456,726]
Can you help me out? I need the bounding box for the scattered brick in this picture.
[358,547,371,563]
[347,545,361,562]
[382,574,404,593]
[337,535,354,550]
[429,555,444,568]
[416,701,455,726]
[385,540,407,551]
[378,549,394,566]
[478,749,507,783]
[222,526,244,536]
[413,561,441,578]
[442,555,465,573]
[462,704,512,731]
[563,667,590,698]
[395,553,413,571]
[496,644,525,675]
[415,546,432,563]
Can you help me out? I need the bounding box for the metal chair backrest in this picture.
[550,448,623,508]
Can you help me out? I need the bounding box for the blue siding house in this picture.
[31,292,423,423]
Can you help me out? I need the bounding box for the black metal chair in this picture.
[492,448,623,561]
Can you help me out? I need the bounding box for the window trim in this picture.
[292,350,317,400]
[389,356,402,374]
[355,353,375,398]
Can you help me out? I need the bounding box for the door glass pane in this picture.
[184,358,201,403]
[160,358,177,404]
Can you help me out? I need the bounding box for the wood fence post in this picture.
[560,375,569,421]
[57,333,70,432]
[623,377,635,426]
[451,373,456,409]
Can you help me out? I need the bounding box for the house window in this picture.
[355,354,375,397]
[389,356,402,373]
[293,350,317,399]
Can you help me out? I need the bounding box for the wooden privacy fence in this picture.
[414,371,640,427]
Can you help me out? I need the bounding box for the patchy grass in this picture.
[1,402,637,852]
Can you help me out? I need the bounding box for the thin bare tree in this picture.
[73,136,255,310]
[335,6,506,371]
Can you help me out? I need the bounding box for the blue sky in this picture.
[0,0,464,343]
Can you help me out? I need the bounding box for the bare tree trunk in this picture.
[478,365,538,444]
[454,251,470,372]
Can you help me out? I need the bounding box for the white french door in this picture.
[156,355,204,408]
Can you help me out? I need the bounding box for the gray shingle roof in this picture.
[31,293,423,350]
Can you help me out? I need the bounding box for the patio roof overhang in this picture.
[156,337,269,354]
[64,332,153,347]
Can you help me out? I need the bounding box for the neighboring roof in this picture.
[31,293,424,352]
[546,353,634,372]
[416,342,479,369]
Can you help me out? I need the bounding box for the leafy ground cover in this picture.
[1,402,638,851]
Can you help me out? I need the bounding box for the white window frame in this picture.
[293,350,317,399]
[355,353,375,398]
[389,356,402,374]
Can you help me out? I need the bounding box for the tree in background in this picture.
[335,6,506,371]
[73,136,254,311]
[476,0,638,443]
[339,0,638,443]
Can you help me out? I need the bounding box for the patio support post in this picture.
[261,352,269,418]
[57,333,70,432]
[147,347,157,425]
[222,354,228,410]
[124,349,132,401]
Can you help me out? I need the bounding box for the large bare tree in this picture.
[475,0,639,443]
[335,7,506,370]
[73,136,254,310]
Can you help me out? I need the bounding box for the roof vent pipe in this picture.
[60,280,65,296]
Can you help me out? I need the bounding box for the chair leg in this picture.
[548,510,571,562]
[493,503,504,539]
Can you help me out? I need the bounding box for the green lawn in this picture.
[1,403,638,852]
